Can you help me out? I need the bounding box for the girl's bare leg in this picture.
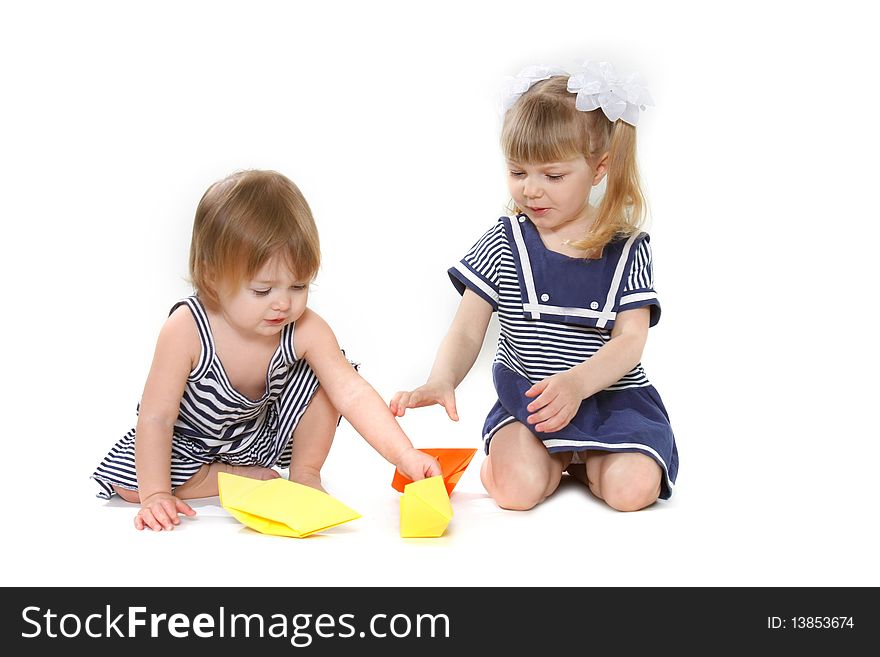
[480,422,569,510]
[584,450,662,512]
[287,386,339,492]
[112,462,278,503]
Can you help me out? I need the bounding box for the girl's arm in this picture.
[133,307,199,530]
[525,307,651,433]
[294,309,442,481]
[390,288,493,419]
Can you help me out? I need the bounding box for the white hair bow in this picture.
[500,65,568,114]
[566,61,653,126]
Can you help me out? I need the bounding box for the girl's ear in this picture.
[591,152,610,186]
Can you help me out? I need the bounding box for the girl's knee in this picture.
[600,463,661,512]
[488,460,555,511]
[494,486,544,511]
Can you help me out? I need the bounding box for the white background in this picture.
[2,0,878,587]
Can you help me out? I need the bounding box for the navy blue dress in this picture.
[448,215,678,499]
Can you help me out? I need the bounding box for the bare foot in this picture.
[289,468,326,493]
[175,463,279,499]
[228,465,281,481]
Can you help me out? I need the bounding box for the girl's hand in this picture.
[524,370,585,433]
[135,492,196,531]
[390,382,459,421]
[396,448,443,482]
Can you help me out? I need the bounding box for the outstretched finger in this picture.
[442,394,460,421]
[176,499,197,518]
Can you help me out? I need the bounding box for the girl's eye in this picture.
[252,289,271,297]
[509,171,525,177]
[547,174,564,181]
[292,285,308,291]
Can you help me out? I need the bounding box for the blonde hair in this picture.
[189,170,321,309]
[501,76,646,256]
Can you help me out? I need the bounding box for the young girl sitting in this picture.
[93,169,440,530]
[391,63,678,512]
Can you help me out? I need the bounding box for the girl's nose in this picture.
[522,178,542,199]
[273,294,291,311]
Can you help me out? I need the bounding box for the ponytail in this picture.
[570,120,646,257]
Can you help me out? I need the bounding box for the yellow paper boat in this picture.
[400,476,453,538]
[218,472,360,538]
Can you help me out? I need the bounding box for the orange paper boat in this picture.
[391,448,477,496]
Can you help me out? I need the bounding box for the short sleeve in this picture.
[618,236,661,327]
[447,220,504,310]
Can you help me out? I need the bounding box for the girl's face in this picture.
[217,253,310,338]
[506,155,604,230]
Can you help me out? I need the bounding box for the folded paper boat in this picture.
[399,475,453,538]
[218,472,360,537]
[391,447,477,496]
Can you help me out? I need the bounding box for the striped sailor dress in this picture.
[448,214,678,499]
[91,296,321,500]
